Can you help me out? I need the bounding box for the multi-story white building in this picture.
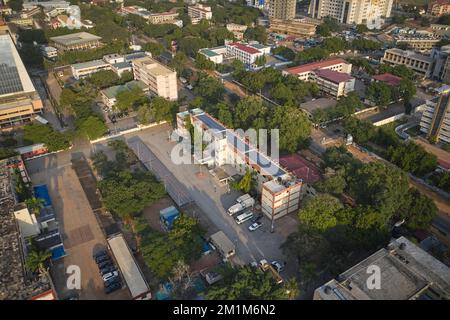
[176,109,303,221]
[284,58,355,98]
[430,45,450,83]
[132,56,178,101]
[71,59,111,80]
[420,86,450,144]
[381,48,433,78]
[309,0,393,29]
[225,42,270,65]
[188,4,212,24]
[268,0,296,20]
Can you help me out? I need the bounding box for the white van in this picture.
[235,211,254,225]
[236,193,251,203]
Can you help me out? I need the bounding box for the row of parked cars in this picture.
[93,250,122,294]
[228,194,263,232]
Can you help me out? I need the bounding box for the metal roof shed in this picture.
[209,231,235,258]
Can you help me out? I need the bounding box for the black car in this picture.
[251,215,263,223]
[100,266,116,276]
[104,277,120,287]
[93,250,107,259]
[97,260,113,270]
[95,255,111,264]
[104,281,122,294]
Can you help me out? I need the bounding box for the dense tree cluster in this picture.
[23,123,72,152]
[312,93,364,124]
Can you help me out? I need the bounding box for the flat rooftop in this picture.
[315,237,450,300]
[71,59,109,70]
[133,56,175,76]
[385,48,433,63]
[315,69,354,84]
[50,32,101,46]
[285,58,347,75]
[300,98,337,114]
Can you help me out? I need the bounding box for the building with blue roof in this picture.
[160,206,180,231]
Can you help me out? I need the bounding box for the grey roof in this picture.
[112,61,132,70]
[71,59,109,70]
[200,48,220,57]
[50,32,101,46]
[300,98,337,114]
[102,80,147,99]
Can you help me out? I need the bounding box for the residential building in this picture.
[420,85,450,144]
[188,4,212,24]
[100,80,148,108]
[428,0,450,16]
[309,0,393,29]
[268,18,317,37]
[247,0,266,10]
[226,23,248,40]
[176,109,303,221]
[381,48,433,78]
[49,31,102,52]
[395,35,441,52]
[430,45,450,83]
[71,59,111,80]
[314,236,450,300]
[132,56,178,101]
[0,32,43,129]
[225,42,269,65]
[284,58,354,98]
[268,0,296,20]
[148,12,180,25]
[23,1,70,10]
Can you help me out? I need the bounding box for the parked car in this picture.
[104,281,122,294]
[97,260,113,269]
[100,266,116,275]
[104,277,120,287]
[93,250,107,259]
[248,221,263,231]
[95,255,111,264]
[250,214,262,223]
[102,271,119,282]
[271,260,285,273]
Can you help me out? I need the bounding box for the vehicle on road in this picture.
[248,221,262,231]
[102,271,119,282]
[228,197,255,215]
[235,210,254,225]
[104,281,122,294]
[271,260,285,273]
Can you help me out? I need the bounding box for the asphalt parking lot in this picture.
[26,153,130,300]
[121,124,299,277]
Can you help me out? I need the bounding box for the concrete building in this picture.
[225,42,269,65]
[226,23,248,40]
[381,48,433,78]
[188,4,212,24]
[395,35,441,53]
[268,18,317,37]
[284,58,354,98]
[420,86,450,144]
[132,56,178,101]
[309,0,393,29]
[430,45,450,83]
[314,236,450,300]
[71,59,111,80]
[268,0,296,20]
[199,46,226,64]
[428,0,450,16]
[50,31,102,52]
[41,46,58,59]
[0,32,43,129]
[100,80,148,108]
[247,0,266,10]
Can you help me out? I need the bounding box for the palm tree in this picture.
[285,277,300,300]
[26,249,52,275]
[25,197,45,217]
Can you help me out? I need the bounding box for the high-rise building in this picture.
[132,56,178,101]
[420,86,450,144]
[0,27,43,129]
[268,0,296,20]
[309,0,393,29]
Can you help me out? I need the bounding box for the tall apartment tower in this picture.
[268,0,296,20]
[420,86,450,144]
[309,0,393,29]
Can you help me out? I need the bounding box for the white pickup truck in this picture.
[227,197,255,215]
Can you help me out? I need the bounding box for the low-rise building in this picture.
[100,80,148,108]
[188,4,212,24]
[284,58,354,98]
[420,86,450,144]
[41,46,58,59]
[268,18,317,37]
[381,48,433,78]
[225,42,271,65]
[395,35,441,53]
[314,236,450,300]
[50,31,102,52]
[428,0,450,16]
[226,23,248,40]
[132,56,178,101]
[148,11,180,25]
[71,59,111,80]
[199,47,226,64]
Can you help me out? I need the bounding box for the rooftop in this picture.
[71,59,109,70]
[102,80,147,99]
[315,237,450,300]
[385,48,433,63]
[373,73,402,86]
[227,42,261,55]
[279,154,321,184]
[300,98,337,114]
[285,58,348,75]
[133,56,175,77]
[200,48,221,57]
[314,68,354,84]
[50,32,101,46]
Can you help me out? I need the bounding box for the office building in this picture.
[395,35,441,52]
[428,0,450,16]
[268,0,296,20]
[0,32,43,129]
[132,56,178,101]
[309,0,393,29]
[420,85,450,144]
[49,31,102,52]
[284,58,354,98]
[188,4,212,24]
[430,45,450,83]
[314,236,450,300]
[176,109,303,221]
[269,18,317,37]
[381,48,433,78]
[225,42,271,65]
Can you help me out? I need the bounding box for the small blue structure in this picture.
[51,245,66,260]
[33,184,52,207]
[160,206,180,231]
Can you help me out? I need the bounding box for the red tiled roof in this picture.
[228,42,260,55]
[285,58,347,75]
[373,73,402,86]
[314,68,354,84]
[279,154,321,184]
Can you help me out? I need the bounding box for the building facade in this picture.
[430,45,450,83]
[50,32,102,52]
[381,48,433,78]
[268,0,296,20]
[420,86,450,144]
[395,36,441,53]
[188,4,212,24]
[132,56,178,101]
[225,42,269,65]
[309,0,393,29]
[268,18,317,37]
[428,0,450,16]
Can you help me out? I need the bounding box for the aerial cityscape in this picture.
[1,0,450,303]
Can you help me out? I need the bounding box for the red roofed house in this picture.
[283,58,355,98]
[225,42,265,65]
[428,0,450,16]
[372,73,402,87]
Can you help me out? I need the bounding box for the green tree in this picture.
[299,194,343,232]
[194,73,225,104]
[234,96,267,129]
[285,278,300,300]
[137,104,153,125]
[315,172,347,196]
[23,123,71,152]
[401,188,437,230]
[25,197,45,217]
[88,70,119,89]
[217,103,234,128]
[244,26,267,44]
[115,86,145,112]
[142,41,165,57]
[195,53,215,70]
[78,116,108,140]
[151,97,178,123]
[236,169,254,193]
[8,0,23,12]
[356,24,369,34]
[26,249,51,274]
[367,82,392,107]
